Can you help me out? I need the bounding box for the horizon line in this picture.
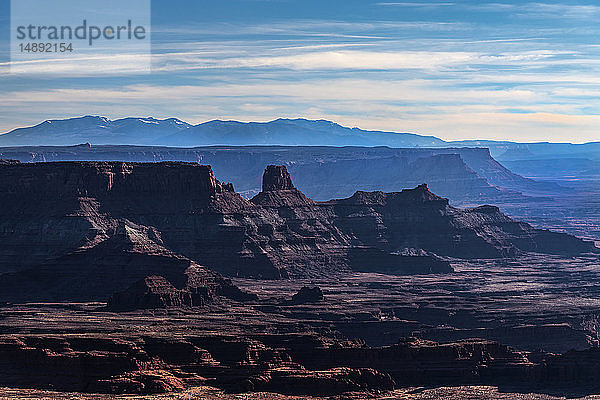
[1,114,597,146]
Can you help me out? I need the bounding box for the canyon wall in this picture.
[0,161,596,302]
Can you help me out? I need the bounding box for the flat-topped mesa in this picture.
[0,161,228,199]
[330,183,449,208]
[262,165,295,191]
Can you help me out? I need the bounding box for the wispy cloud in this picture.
[149,48,570,73]
[1,74,597,140]
[376,2,455,6]
[470,2,600,19]
[1,1,599,143]
[1,54,152,76]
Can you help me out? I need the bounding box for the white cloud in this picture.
[2,54,152,76]
[1,77,597,142]
[376,2,455,6]
[469,2,600,19]
[2,3,599,143]
[150,48,569,73]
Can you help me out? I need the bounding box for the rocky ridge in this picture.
[2,330,598,396]
[0,161,596,303]
[0,145,555,202]
[0,332,534,395]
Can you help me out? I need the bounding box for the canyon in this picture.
[0,144,553,203]
[0,160,599,399]
[0,161,593,292]
[2,144,591,246]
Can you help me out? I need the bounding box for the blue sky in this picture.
[1,0,599,142]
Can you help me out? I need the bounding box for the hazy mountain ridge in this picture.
[0,116,449,148]
[1,116,596,188]
[2,117,598,161]
[0,116,192,147]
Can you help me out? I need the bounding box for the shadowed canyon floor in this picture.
[3,256,600,398]
[2,255,600,350]
[4,386,600,400]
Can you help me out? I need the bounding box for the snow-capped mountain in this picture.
[0,116,444,147]
[0,116,192,146]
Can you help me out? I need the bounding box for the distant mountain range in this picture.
[2,116,598,240]
[1,115,598,161]
[0,116,444,148]
[0,117,192,147]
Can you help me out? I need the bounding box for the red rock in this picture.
[262,165,295,191]
[90,370,184,394]
[291,286,324,304]
[257,367,395,395]
[106,264,257,310]
[107,275,188,309]
[0,161,595,301]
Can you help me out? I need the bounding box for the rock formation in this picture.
[289,337,534,386]
[325,183,596,258]
[262,164,295,191]
[107,275,195,310]
[542,347,600,384]
[0,161,596,303]
[107,265,257,310]
[251,164,316,207]
[7,331,590,396]
[291,286,324,304]
[0,144,554,202]
[0,216,254,304]
[0,332,399,395]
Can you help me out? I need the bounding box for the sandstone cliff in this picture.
[0,332,545,395]
[0,144,552,201]
[0,162,596,302]
[326,184,594,259]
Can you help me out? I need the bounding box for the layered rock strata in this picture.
[0,162,596,303]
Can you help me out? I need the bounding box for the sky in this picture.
[0,0,599,143]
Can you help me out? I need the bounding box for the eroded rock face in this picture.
[348,247,452,274]
[0,335,177,394]
[416,323,594,354]
[326,184,597,259]
[4,332,579,396]
[0,161,596,303]
[251,165,315,208]
[107,276,189,309]
[106,265,258,310]
[262,165,295,191]
[0,333,515,395]
[0,161,223,198]
[0,144,546,203]
[252,367,395,395]
[542,347,600,383]
[0,162,226,276]
[0,333,396,395]
[285,337,535,386]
